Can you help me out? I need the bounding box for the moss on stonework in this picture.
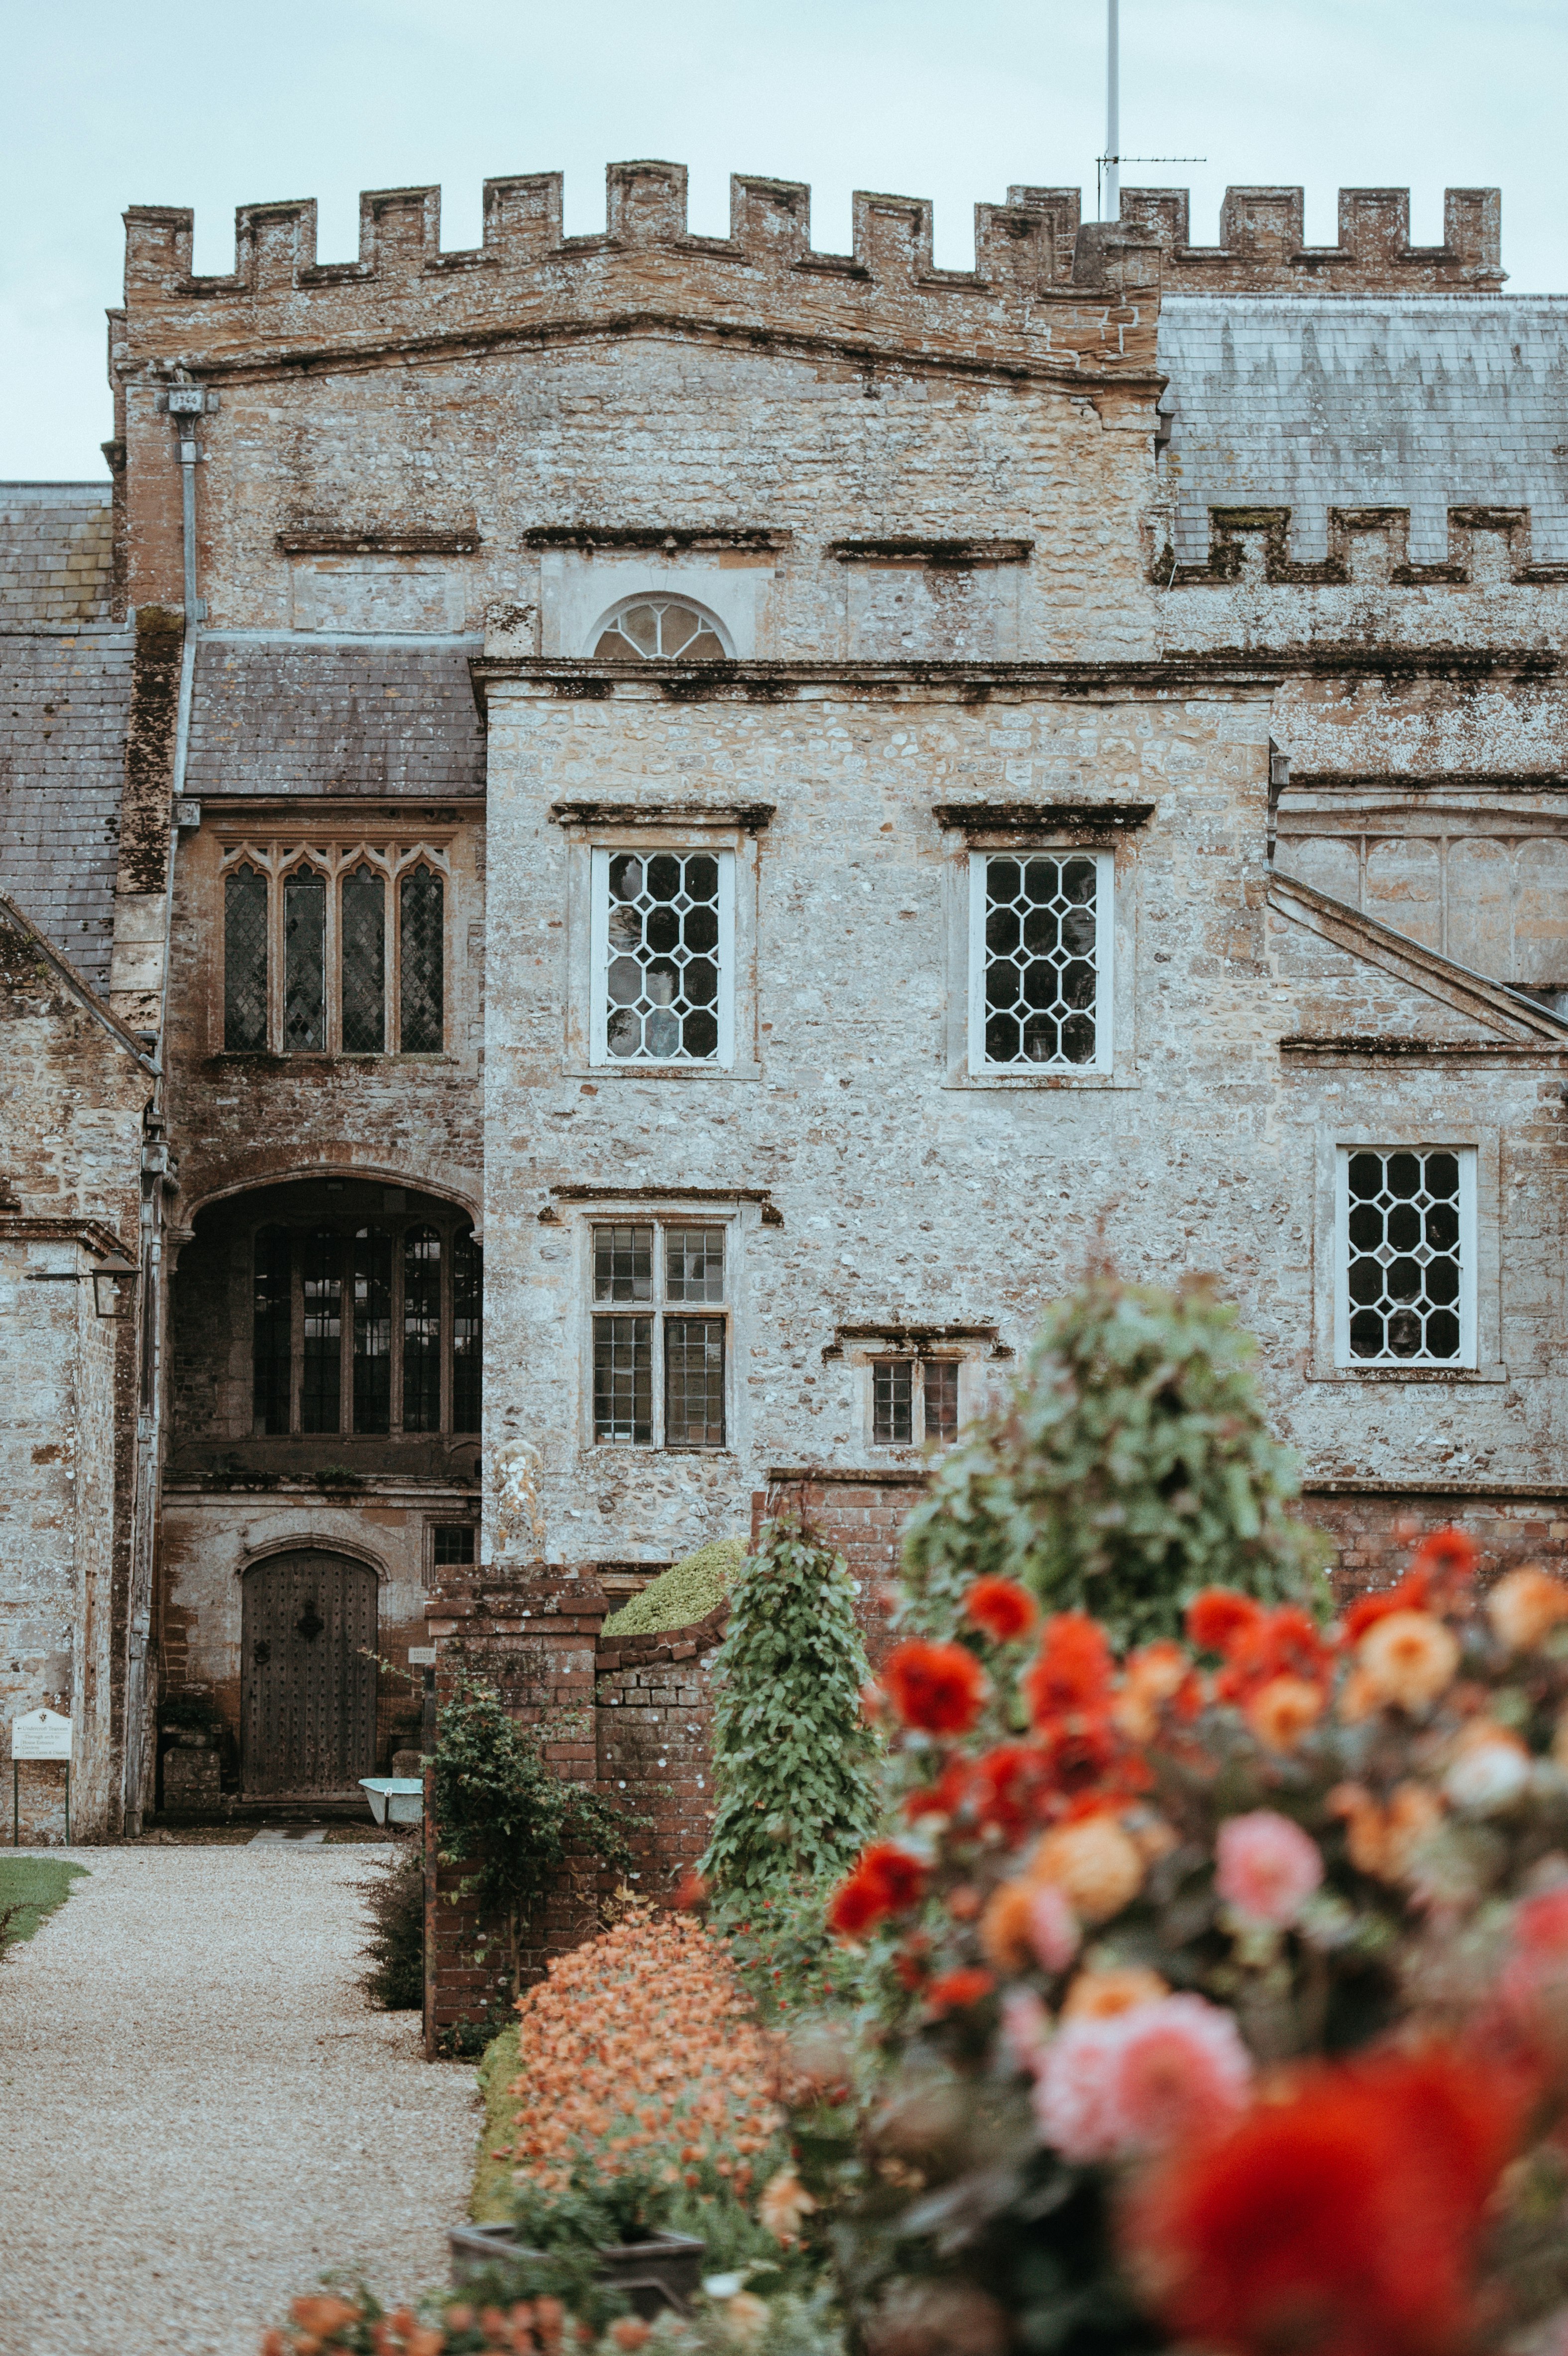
[470,2020,522,2221]
[600,1537,746,1640]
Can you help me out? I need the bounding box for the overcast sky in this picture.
[2,0,1564,480]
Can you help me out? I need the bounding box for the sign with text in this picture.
[12,1709,72,1761]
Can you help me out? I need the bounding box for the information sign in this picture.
[12,1709,71,1760]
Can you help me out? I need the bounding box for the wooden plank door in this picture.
[241,1551,378,1796]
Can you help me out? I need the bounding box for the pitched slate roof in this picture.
[1158,296,1568,567]
[0,486,130,989]
[185,639,485,798]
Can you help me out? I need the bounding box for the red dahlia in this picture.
[883,1639,989,1736]
[1024,1612,1114,1724]
[1185,1588,1266,1655]
[963,1576,1039,1644]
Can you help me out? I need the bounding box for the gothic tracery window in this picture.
[221,843,448,1055]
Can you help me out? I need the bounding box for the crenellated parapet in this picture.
[1120,184,1503,293]
[116,162,1159,387]
[1161,504,1568,589]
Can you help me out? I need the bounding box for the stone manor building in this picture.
[4,163,1568,1842]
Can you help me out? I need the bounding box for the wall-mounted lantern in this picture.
[92,1254,137,1319]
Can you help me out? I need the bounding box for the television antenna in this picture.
[1099,0,1205,221]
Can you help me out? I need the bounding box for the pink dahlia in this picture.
[1028,1881,1082,1975]
[1216,1809,1323,1929]
[1031,2014,1127,2162]
[1111,1994,1253,2151]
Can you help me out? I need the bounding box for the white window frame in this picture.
[585,1213,735,1453]
[967,848,1114,1075]
[587,843,737,1071]
[1333,1142,1478,1371]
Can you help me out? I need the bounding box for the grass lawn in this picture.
[0,1856,88,1951]
[471,2022,521,2222]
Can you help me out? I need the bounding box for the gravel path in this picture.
[0,1847,480,2356]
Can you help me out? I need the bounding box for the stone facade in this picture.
[1,160,1566,1881]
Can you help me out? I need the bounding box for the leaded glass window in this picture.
[591,847,732,1065]
[252,1224,291,1433]
[250,1214,481,1435]
[352,1226,392,1434]
[283,870,327,1053]
[341,865,385,1054]
[403,1225,442,1432]
[872,1357,963,1449]
[1340,1148,1473,1366]
[591,1217,730,1448]
[300,1225,342,1431]
[970,851,1113,1072]
[400,865,444,1053]
[592,598,727,661]
[451,1229,482,1433]
[224,866,268,1052]
[220,846,448,1055]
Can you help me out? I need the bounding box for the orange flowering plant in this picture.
[789,1531,1568,2356]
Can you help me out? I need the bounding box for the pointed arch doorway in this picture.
[240,1551,378,1796]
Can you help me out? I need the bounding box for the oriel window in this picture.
[221,843,448,1055]
[591,1220,729,1448]
[252,1217,482,1434]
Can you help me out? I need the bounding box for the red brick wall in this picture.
[595,1603,727,1903]
[1306,1489,1568,1601]
[754,1473,929,1664]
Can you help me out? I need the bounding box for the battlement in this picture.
[1120,184,1503,293]
[116,163,1152,388]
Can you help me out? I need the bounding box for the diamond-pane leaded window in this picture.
[970,852,1112,1071]
[591,847,733,1064]
[400,865,444,1053]
[590,1217,731,1448]
[592,598,728,661]
[341,866,385,1054]
[1340,1148,1472,1365]
[283,871,327,1053]
[224,866,268,1052]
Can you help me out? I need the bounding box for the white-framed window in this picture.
[871,1356,963,1448]
[589,595,732,660]
[591,1220,730,1449]
[967,850,1114,1072]
[589,846,735,1067]
[1335,1145,1476,1368]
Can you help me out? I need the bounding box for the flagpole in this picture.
[1105,0,1120,221]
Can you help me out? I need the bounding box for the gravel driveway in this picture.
[0,1846,479,2356]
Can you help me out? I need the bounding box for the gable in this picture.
[1267,870,1568,1046]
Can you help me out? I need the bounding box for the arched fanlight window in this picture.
[592,597,729,661]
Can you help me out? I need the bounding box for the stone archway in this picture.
[240,1550,378,1795]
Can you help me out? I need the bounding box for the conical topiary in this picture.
[901,1274,1328,1649]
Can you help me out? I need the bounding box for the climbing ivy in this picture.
[901,1273,1329,1650]
[433,1673,635,1920]
[699,1519,881,1899]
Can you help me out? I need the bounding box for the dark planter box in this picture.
[448,2224,704,2319]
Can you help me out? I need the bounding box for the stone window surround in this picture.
[556,807,765,1080]
[215,830,454,1059]
[823,1325,1011,1460]
[967,846,1115,1075]
[536,546,777,661]
[936,806,1144,1090]
[587,842,737,1068]
[1307,1120,1503,1383]
[561,1198,749,1458]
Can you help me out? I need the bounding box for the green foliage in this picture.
[433,1675,637,1919]
[901,1273,1328,1649]
[718,1882,880,2024]
[471,2023,523,2222]
[357,1841,424,2010]
[700,1521,880,1900]
[0,1857,87,1957]
[601,1538,747,1640]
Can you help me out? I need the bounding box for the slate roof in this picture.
[1157,296,1568,566]
[185,639,485,799]
[0,484,129,989]
[0,480,114,627]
